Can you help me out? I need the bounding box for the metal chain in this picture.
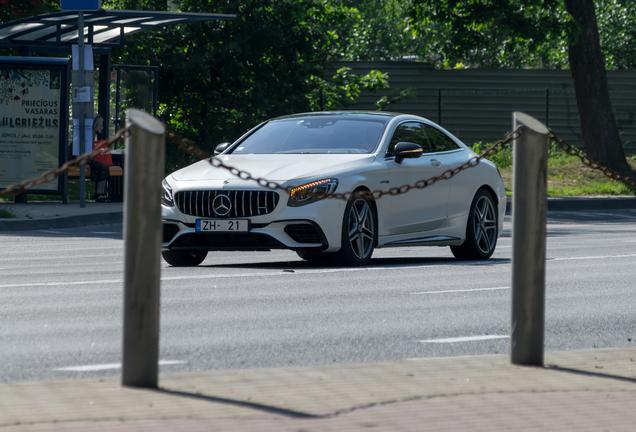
[7,120,632,201]
[549,131,636,189]
[0,126,132,197]
[167,127,521,201]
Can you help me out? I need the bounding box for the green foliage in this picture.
[547,181,635,196]
[102,0,417,172]
[410,0,576,69]
[596,0,636,69]
[408,0,636,70]
[547,142,580,167]
[471,142,513,168]
[0,205,17,219]
[103,0,366,172]
[0,0,59,24]
[307,67,413,111]
[471,140,582,170]
[336,0,422,61]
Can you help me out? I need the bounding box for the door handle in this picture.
[430,159,442,168]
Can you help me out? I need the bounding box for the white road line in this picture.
[411,286,510,295]
[549,253,636,261]
[0,265,476,288]
[419,335,509,343]
[55,360,186,372]
[2,252,635,289]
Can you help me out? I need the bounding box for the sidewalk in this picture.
[0,200,123,231]
[2,347,636,431]
[2,196,636,232]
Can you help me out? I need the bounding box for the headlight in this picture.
[287,178,338,207]
[162,178,174,207]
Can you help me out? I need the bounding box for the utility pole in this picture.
[62,0,101,207]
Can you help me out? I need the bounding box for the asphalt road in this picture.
[1,210,636,383]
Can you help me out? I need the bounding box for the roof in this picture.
[0,10,235,53]
[274,111,399,121]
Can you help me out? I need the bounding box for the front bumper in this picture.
[161,193,346,252]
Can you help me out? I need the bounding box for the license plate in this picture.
[196,219,250,232]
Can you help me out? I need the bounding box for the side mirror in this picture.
[393,142,423,164]
[214,142,232,156]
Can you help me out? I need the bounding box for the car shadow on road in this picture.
[200,257,510,271]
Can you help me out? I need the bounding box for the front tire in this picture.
[451,189,498,261]
[161,249,208,267]
[333,196,376,266]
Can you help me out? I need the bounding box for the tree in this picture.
[410,0,633,174]
[594,0,636,69]
[0,0,58,24]
[335,0,423,61]
[103,0,413,172]
[411,0,572,69]
[565,0,630,173]
[307,67,414,111]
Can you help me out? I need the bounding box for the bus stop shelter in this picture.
[0,9,235,141]
[0,10,234,203]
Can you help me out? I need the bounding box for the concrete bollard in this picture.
[121,109,165,387]
[510,112,549,366]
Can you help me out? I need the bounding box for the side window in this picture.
[425,125,460,152]
[387,122,431,155]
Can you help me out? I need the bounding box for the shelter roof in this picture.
[0,10,235,53]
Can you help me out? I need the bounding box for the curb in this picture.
[0,211,123,231]
[505,196,636,214]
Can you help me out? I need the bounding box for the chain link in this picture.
[549,130,636,189]
[169,127,521,201]
[0,126,132,197]
[9,120,632,202]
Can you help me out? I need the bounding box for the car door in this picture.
[387,122,450,235]
[423,124,471,218]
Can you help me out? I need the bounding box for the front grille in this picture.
[284,224,324,244]
[175,190,280,218]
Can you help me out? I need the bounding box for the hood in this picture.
[171,154,376,182]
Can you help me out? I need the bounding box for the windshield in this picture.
[230,117,387,154]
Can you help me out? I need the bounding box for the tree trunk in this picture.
[564,0,631,174]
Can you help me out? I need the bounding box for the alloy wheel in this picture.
[472,195,497,254]
[348,198,375,259]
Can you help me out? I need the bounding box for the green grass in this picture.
[0,205,17,218]
[471,142,636,197]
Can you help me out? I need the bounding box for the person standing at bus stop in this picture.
[89,114,112,203]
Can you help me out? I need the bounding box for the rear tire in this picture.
[333,196,376,266]
[451,189,498,261]
[161,249,208,267]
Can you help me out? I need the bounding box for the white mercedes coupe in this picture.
[161,112,506,266]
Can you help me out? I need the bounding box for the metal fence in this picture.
[332,62,636,151]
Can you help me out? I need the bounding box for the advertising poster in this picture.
[0,59,68,193]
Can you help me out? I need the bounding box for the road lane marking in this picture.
[0,265,494,288]
[419,335,509,343]
[411,287,510,295]
[3,252,636,289]
[55,360,186,372]
[549,253,636,261]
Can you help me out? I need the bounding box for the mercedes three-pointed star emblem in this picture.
[212,194,232,216]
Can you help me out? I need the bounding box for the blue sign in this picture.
[60,0,101,10]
